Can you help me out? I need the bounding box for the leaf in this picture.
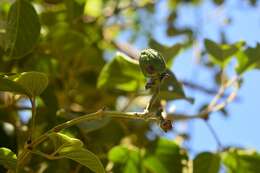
[108,146,129,164]
[143,156,168,173]
[14,72,48,97]
[0,76,29,96]
[48,132,83,151]
[204,39,243,67]
[84,0,102,18]
[146,138,188,173]
[97,52,145,92]
[158,69,188,101]
[149,39,183,66]
[0,147,17,171]
[5,0,41,58]
[222,149,260,173]
[108,146,142,173]
[60,147,105,173]
[47,132,105,173]
[108,138,188,173]
[236,43,260,75]
[193,152,220,173]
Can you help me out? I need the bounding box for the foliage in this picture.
[0,0,260,172]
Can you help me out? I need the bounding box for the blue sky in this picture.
[152,0,260,154]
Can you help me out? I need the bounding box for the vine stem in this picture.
[28,97,36,143]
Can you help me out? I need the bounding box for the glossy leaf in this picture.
[0,147,17,171]
[222,149,260,173]
[97,52,145,92]
[5,0,40,58]
[193,152,220,173]
[14,72,48,97]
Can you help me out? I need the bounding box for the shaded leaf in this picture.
[158,69,187,101]
[97,52,145,92]
[149,39,183,65]
[14,72,48,97]
[0,147,17,171]
[0,77,29,96]
[193,152,220,173]
[5,0,41,58]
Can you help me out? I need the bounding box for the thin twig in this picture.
[204,121,223,150]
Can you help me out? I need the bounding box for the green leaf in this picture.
[236,43,260,75]
[108,138,188,173]
[204,39,242,67]
[222,149,260,173]
[48,132,83,151]
[0,147,17,171]
[84,0,102,18]
[60,147,105,173]
[193,152,220,173]
[158,69,188,101]
[0,76,29,96]
[47,132,105,173]
[14,72,48,97]
[97,52,145,92]
[146,138,188,173]
[149,39,183,66]
[5,0,41,58]
[143,156,168,173]
[108,146,129,164]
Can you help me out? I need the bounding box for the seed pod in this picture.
[139,49,166,78]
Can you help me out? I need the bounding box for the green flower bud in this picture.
[139,48,166,78]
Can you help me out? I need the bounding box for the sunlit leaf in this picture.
[48,132,105,173]
[193,152,220,173]
[0,147,17,171]
[5,0,40,58]
[204,39,243,67]
[84,0,102,18]
[108,146,129,164]
[97,52,145,92]
[222,149,260,173]
[236,43,260,75]
[108,138,188,173]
